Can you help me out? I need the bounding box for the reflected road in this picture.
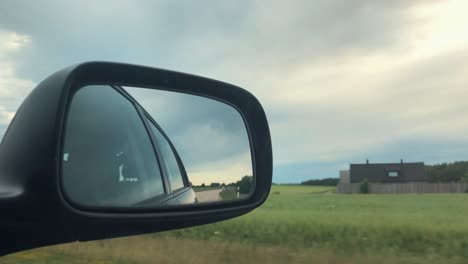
[196,189,222,203]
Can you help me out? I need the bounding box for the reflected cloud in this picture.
[125,87,252,186]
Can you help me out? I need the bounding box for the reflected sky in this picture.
[125,87,252,185]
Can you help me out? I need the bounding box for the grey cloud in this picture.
[125,87,251,172]
[169,1,430,78]
[1,0,466,183]
[0,0,428,82]
[0,1,253,81]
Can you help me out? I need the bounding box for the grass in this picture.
[169,185,468,258]
[5,185,468,263]
[4,236,467,264]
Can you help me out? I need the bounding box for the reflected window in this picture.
[148,120,185,191]
[62,85,165,207]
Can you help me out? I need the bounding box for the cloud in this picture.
[0,30,35,137]
[1,0,468,183]
[0,31,30,51]
[254,0,468,168]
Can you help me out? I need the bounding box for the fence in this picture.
[337,182,468,194]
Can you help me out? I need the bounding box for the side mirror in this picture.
[0,62,272,255]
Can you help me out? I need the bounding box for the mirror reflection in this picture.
[62,85,253,208]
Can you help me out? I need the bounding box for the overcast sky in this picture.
[1,0,468,183]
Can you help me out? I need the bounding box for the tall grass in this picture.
[5,185,468,263]
[168,185,468,257]
[4,237,468,264]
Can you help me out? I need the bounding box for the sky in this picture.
[1,1,468,183]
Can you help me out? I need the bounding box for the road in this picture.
[196,189,222,203]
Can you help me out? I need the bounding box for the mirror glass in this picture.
[61,84,253,208]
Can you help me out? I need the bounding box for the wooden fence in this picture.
[337,182,468,194]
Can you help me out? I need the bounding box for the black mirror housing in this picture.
[0,62,272,255]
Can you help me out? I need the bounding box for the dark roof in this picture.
[350,162,428,183]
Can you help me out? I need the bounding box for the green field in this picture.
[5,185,468,264]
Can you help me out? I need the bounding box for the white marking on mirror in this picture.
[118,163,138,182]
[118,164,124,182]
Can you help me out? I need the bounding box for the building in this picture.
[337,160,468,194]
[339,170,350,183]
[348,160,428,183]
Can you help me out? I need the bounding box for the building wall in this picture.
[349,162,428,183]
[339,170,350,184]
[337,182,468,194]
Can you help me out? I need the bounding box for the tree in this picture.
[236,176,253,194]
[201,183,205,187]
[463,172,468,183]
[426,161,468,182]
[301,178,339,186]
[360,178,369,194]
